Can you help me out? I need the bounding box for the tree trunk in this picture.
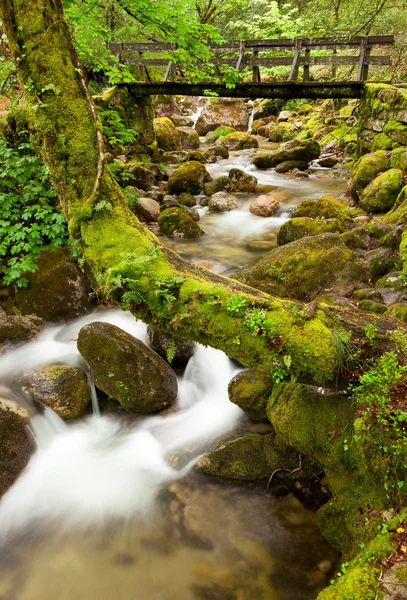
[0,0,399,387]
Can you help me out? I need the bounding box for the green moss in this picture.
[372,133,397,151]
[158,207,204,239]
[349,151,389,200]
[277,217,342,245]
[321,127,357,147]
[390,147,407,171]
[207,126,236,142]
[293,196,354,220]
[167,161,211,194]
[384,120,407,146]
[153,116,181,151]
[228,368,272,421]
[358,299,387,314]
[385,303,407,323]
[220,131,259,150]
[359,169,403,213]
[317,564,380,600]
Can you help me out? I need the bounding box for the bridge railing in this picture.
[110,35,394,83]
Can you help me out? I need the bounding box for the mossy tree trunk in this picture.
[0,0,399,387]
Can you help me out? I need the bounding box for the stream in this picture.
[0,126,348,599]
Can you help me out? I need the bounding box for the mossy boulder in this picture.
[252,139,320,169]
[348,151,389,200]
[234,233,368,301]
[158,207,204,238]
[205,126,236,143]
[153,117,181,151]
[176,126,200,149]
[167,161,212,194]
[390,146,407,171]
[383,119,407,146]
[77,322,178,413]
[203,175,235,196]
[15,247,92,321]
[196,99,249,136]
[277,217,342,246]
[178,192,197,207]
[253,98,285,119]
[147,326,196,367]
[185,150,208,164]
[0,315,41,344]
[358,299,387,314]
[275,160,309,173]
[196,433,272,480]
[206,145,229,161]
[293,196,353,220]
[266,122,296,142]
[385,302,407,322]
[366,247,398,276]
[0,398,35,497]
[20,366,91,420]
[359,169,403,213]
[124,162,163,190]
[228,369,272,421]
[228,168,257,192]
[220,132,259,151]
[208,192,239,212]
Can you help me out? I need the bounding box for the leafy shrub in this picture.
[98,108,139,152]
[0,132,68,286]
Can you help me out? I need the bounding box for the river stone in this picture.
[275,160,309,173]
[147,326,196,367]
[234,233,368,301]
[153,117,181,151]
[0,315,41,345]
[176,127,200,149]
[348,151,389,200]
[195,98,249,136]
[122,162,158,190]
[252,139,320,169]
[250,195,280,217]
[19,366,91,420]
[168,161,212,194]
[228,369,272,421]
[277,217,342,246]
[228,168,257,192]
[171,115,194,127]
[133,197,161,222]
[359,169,403,213]
[77,322,178,413]
[158,207,204,238]
[15,247,92,321]
[0,397,35,497]
[208,192,239,212]
[178,192,197,207]
[220,132,259,151]
[206,145,229,161]
[204,176,235,196]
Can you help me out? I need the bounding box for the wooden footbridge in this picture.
[111,35,394,99]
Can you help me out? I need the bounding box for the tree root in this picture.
[266,454,303,489]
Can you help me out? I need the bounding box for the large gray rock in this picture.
[252,139,320,169]
[195,98,249,136]
[208,192,239,212]
[77,322,178,413]
[133,197,161,222]
[176,127,200,149]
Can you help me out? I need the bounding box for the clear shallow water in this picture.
[154,147,347,275]
[0,308,339,599]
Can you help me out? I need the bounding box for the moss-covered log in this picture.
[0,0,400,387]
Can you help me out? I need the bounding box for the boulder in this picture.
[20,366,90,420]
[178,192,197,207]
[234,233,368,301]
[253,98,285,119]
[195,99,249,136]
[158,207,204,238]
[228,168,257,192]
[277,217,342,245]
[147,326,196,366]
[366,247,397,277]
[206,145,229,161]
[348,151,389,200]
[205,126,236,144]
[293,196,352,220]
[275,160,309,173]
[15,247,91,321]
[124,162,158,190]
[77,322,178,413]
[133,197,161,222]
[208,192,239,212]
[177,127,200,149]
[390,147,407,171]
[220,132,259,151]
[184,151,208,164]
[204,176,235,196]
[359,169,403,213]
[0,315,41,344]
[277,110,293,122]
[252,139,320,169]
[0,397,35,497]
[228,369,272,421]
[250,195,280,217]
[171,115,194,127]
[153,117,181,151]
[167,161,212,194]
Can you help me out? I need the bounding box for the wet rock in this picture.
[293,196,352,220]
[228,369,272,421]
[359,169,403,213]
[177,127,200,149]
[195,99,249,136]
[161,151,189,164]
[206,145,229,161]
[341,226,371,250]
[318,154,339,168]
[250,195,280,217]
[185,151,208,164]
[153,117,181,151]
[275,160,309,173]
[348,150,389,200]
[77,322,178,413]
[228,168,257,192]
[19,366,90,420]
[220,132,259,151]
[15,247,92,322]
[376,272,407,305]
[147,326,196,366]
[178,192,197,207]
[168,161,212,195]
[205,127,236,144]
[124,162,157,190]
[171,115,194,127]
[294,170,309,178]
[253,98,284,119]
[0,315,41,345]
[234,233,368,301]
[158,207,204,238]
[133,197,161,222]
[277,217,341,246]
[252,139,320,169]
[208,192,239,212]
[366,247,398,277]
[204,176,235,196]
[0,397,35,497]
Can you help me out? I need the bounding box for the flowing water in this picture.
[0,122,346,599]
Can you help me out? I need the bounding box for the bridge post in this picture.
[357,37,371,81]
[303,47,311,82]
[236,40,246,71]
[252,50,260,82]
[289,37,303,82]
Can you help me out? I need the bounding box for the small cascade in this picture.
[247,108,255,132]
[87,372,101,417]
[191,103,203,129]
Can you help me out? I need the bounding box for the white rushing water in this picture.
[0,308,243,541]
